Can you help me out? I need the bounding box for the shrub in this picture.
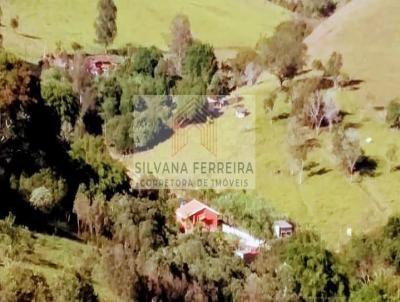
[386,98,400,128]
[174,77,208,123]
[41,67,79,131]
[69,134,128,195]
[256,21,307,85]
[213,192,274,239]
[0,264,53,302]
[0,214,34,260]
[132,46,163,77]
[12,168,67,213]
[284,231,350,300]
[384,215,400,239]
[52,270,98,302]
[182,42,217,83]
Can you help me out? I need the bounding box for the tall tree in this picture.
[182,41,217,83]
[333,127,363,179]
[169,14,193,75]
[257,21,307,86]
[95,0,117,49]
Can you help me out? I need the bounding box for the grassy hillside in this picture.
[118,72,400,250]
[0,231,121,302]
[305,0,400,105]
[249,82,400,250]
[0,0,289,62]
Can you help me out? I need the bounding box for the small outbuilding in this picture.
[235,107,247,119]
[273,220,293,238]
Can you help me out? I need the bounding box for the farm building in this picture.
[84,55,121,76]
[42,52,121,77]
[176,199,221,233]
[235,107,247,119]
[273,220,294,238]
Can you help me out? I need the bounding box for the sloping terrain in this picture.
[0,232,121,301]
[0,0,289,62]
[305,0,400,104]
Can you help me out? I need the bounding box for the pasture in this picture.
[0,0,288,62]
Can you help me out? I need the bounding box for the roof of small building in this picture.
[236,107,247,113]
[176,199,220,219]
[273,220,293,228]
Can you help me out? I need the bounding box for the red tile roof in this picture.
[176,199,220,219]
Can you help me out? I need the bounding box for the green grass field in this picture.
[0,232,121,302]
[0,0,289,62]
[305,0,400,105]
[251,83,400,250]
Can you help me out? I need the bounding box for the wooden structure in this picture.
[273,220,294,238]
[176,199,220,233]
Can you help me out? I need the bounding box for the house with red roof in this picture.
[176,199,220,233]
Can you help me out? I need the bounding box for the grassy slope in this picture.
[119,70,400,250]
[249,81,400,250]
[0,233,121,302]
[1,0,288,62]
[305,0,400,105]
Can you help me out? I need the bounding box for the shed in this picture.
[273,220,293,238]
[235,107,247,119]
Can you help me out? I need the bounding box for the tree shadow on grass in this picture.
[272,112,290,122]
[305,161,332,178]
[355,156,379,177]
[308,168,333,177]
[19,33,41,40]
[342,79,364,91]
[304,161,319,171]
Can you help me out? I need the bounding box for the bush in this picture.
[95,75,122,120]
[0,264,53,302]
[52,270,98,302]
[174,77,208,122]
[386,98,400,128]
[132,46,163,77]
[213,192,274,239]
[256,21,307,85]
[41,67,79,125]
[284,231,350,300]
[12,168,67,213]
[182,42,217,83]
[0,214,34,260]
[384,215,400,239]
[69,134,128,195]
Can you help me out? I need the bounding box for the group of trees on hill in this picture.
[253,17,365,183]
[92,14,218,153]
[269,0,338,18]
